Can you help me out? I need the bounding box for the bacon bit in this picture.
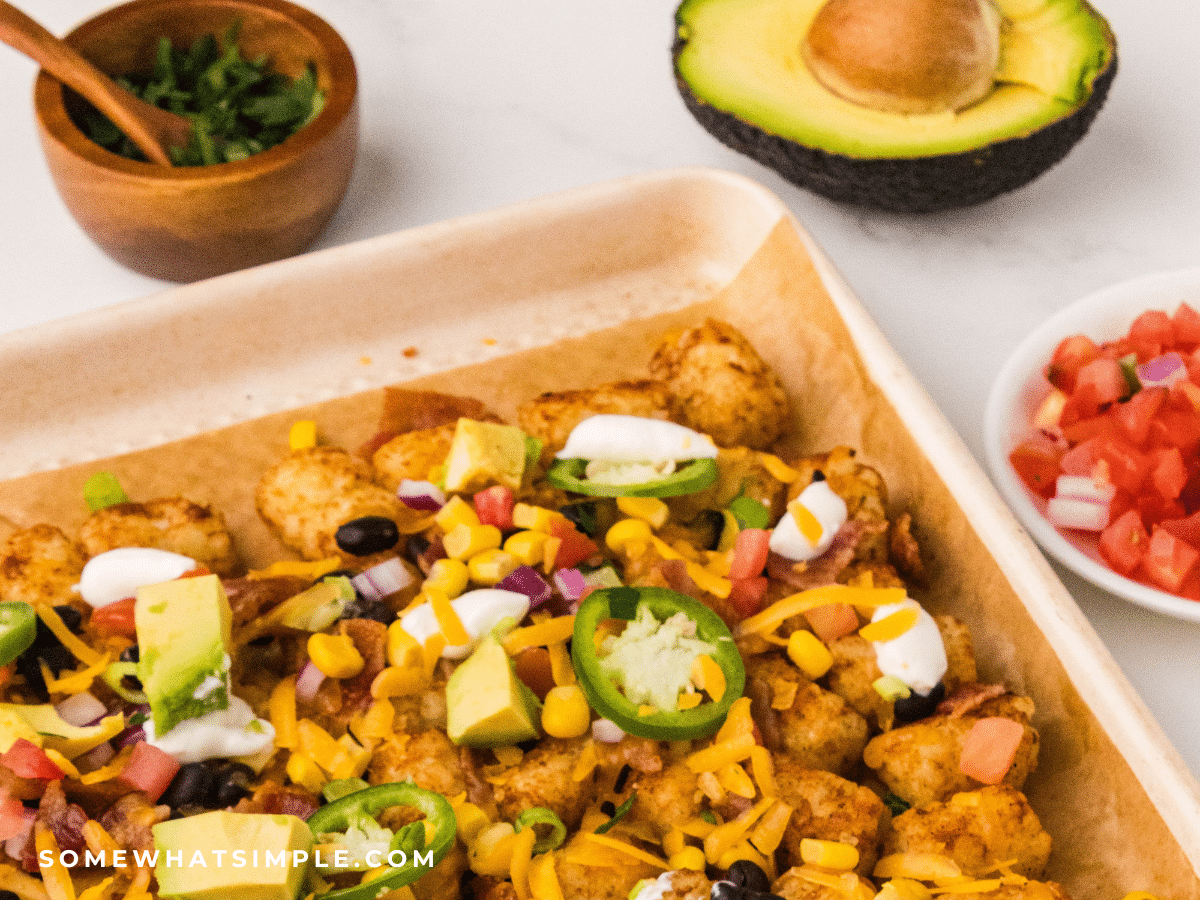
[766,519,886,591]
[358,389,502,457]
[937,683,1008,718]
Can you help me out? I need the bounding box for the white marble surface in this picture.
[2,0,1198,778]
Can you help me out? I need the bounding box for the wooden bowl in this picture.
[32,0,358,283]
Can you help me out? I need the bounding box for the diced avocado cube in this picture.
[445,633,541,746]
[153,810,312,900]
[442,419,528,493]
[0,704,125,758]
[136,574,233,736]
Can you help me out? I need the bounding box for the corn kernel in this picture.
[504,530,549,566]
[800,838,860,871]
[425,558,470,598]
[512,503,563,532]
[386,621,423,669]
[308,632,364,679]
[435,495,480,531]
[455,802,491,847]
[616,496,670,529]
[605,518,653,554]
[662,828,688,857]
[469,822,517,877]
[444,523,502,560]
[286,752,326,794]
[468,549,520,586]
[541,685,591,738]
[668,847,706,871]
[289,420,318,450]
[786,631,833,679]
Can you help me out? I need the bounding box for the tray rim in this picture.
[4,165,1200,881]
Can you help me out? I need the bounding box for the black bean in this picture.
[727,859,771,894]
[14,654,49,702]
[406,534,432,566]
[612,764,632,795]
[340,599,397,626]
[119,645,140,663]
[160,762,218,809]
[600,800,616,816]
[893,680,946,724]
[213,762,256,808]
[336,516,401,556]
[53,604,84,632]
[35,644,76,677]
[559,502,600,537]
[0,889,20,900]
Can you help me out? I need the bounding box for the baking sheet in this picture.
[1,168,1198,896]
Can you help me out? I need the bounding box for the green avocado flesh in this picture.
[675,0,1114,160]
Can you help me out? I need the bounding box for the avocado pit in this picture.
[801,0,1002,115]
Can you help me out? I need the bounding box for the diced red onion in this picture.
[55,691,108,728]
[397,480,447,511]
[553,568,586,602]
[498,566,553,609]
[591,718,626,743]
[1047,496,1110,532]
[1055,474,1116,504]
[352,557,415,602]
[76,741,116,773]
[3,807,36,859]
[114,725,146,749]
[295,660,327,703]
[1137,352,1187,388]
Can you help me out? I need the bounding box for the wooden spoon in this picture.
[0,0,192,165]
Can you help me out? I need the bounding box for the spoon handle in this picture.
[0,0,173,164]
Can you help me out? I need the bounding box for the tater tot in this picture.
[0,523,86,607]
[80,497,239,575]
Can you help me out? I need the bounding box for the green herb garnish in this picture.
[883,791,911,816]
[76,22,323,166]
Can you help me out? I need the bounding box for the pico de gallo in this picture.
[1009,302,1200,599]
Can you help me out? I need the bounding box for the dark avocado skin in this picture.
[672,26,1118,213]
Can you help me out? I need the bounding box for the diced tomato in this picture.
[959,717,1025,785]
[0,795,26,842]
[1150,400,1200,456]
[1173,302,1200,349]
[1008,435,1064,498]
[1112,387,1168,446]
[1151,446,1189,500]
[729,528,770,580]
[1058,381,1102,427]
[727,576,769,620]
[546,519,600,571]
[1137,494,1185,529]
[1141,526,1200,593]
[118,741,180,803]
[0,740,64,781]
[1096,436,1151,494]
[1099,509,1150,575]
[1074,357,1130,407]
[473,485,515,531]
[1159,510,1200,547]
[1059,409,1117,446]
[803,602,860,643]
[1128,310,1176,356]
[88,596,137,637]
[1058,435,1104,477]
[1046,334,1101,393]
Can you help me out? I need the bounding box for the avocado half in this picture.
[673,0,1117,213]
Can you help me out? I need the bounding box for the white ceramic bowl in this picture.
[984,266,1200,622]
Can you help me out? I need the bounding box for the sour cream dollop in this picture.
[768,478,848,562]
[869,599,947,696]
[145,696,275,764]
[556,415,719,463]
[75,547,198,608]
[400,588,531,659]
